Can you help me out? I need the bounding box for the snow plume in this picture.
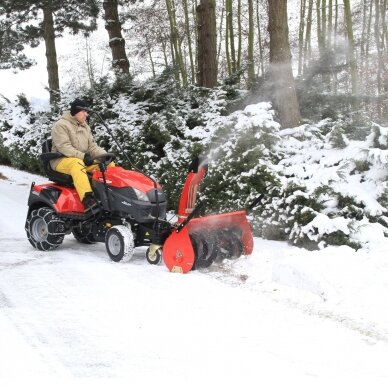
[197,102,282,213]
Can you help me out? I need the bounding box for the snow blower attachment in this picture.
[162,157,254,273]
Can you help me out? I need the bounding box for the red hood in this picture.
[92,166,160,192]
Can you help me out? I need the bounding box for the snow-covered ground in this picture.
[1,164,388,387]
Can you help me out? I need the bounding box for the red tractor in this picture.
[25,112,256,273]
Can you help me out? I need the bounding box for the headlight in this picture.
[133,188,149,201]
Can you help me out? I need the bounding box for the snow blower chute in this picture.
[162,157,255,273]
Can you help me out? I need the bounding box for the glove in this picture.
[83,153,94,166]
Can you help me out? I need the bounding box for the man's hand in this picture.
[83,153,94,166]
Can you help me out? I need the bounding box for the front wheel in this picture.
[146,245,163,265]
[25,207,65,251]
[105,225,135,262]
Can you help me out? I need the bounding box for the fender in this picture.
[28,182,84,213]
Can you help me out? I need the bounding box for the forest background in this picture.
[0,0,387,250]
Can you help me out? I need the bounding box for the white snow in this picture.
[1,164,388,386]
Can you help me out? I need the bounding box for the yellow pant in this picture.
[55,157,115,201]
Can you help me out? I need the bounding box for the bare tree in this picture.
[182,0,196,82]
[166,0,187,85]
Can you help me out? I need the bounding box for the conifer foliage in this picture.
[1,0,99,103]
[0,5,35,71]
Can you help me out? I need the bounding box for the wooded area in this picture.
[0,0,387,126]
[1,1,387,251]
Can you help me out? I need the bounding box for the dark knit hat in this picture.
[70,98,89,116]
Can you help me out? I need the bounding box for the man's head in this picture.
[70,98,89,123]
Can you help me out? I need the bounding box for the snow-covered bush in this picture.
[0,96,54,173]
[263,120,388,249]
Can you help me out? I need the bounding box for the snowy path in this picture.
[0,165,388,386]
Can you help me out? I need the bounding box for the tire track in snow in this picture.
[202,258,388,345]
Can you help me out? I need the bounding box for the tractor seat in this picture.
[40,139,74,187]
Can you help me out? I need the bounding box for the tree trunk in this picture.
[226,0,236,73]
[316,0,324,56]
[161,41,169,68]
[303,0,313,72]
[380,0,387,51]
[298,0,306,76]
[103,0,130,75]
[343,0,358,94]
[42,5,60,105]
[166,0,187,85]
[360,0,371,88]
[256,0,265,76]
[382,0,388,117]
[237,0,242,70]
[182,0,196,83]
[375,0,384,94]
[333,0,339,93]
[321,0,327,48]
[217,2,226,70]
[267,0,301,128]
[327,0,333,48]
[321,0,330,86]
[225,0,231,75]
[85,37,95,89]
[247,0,255,87]
[365,0,373,60]
[382,0,388,94]
[384,0,388,53]
[197,0,217,87]
[147,44,156,78]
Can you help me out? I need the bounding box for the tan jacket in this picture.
[50,111,106,169]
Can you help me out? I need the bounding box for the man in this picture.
[51,98,113,210]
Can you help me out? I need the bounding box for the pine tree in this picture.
[1,0,99,104]
[0,1,37,70]
[0,19,35,70]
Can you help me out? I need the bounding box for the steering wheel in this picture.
[94,153,116,165]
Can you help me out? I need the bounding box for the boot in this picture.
[82,192,98,211]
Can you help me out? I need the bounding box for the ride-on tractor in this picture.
[25,109,257,273]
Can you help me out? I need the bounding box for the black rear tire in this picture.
[25,207,65,251]
[72,224,96,244]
